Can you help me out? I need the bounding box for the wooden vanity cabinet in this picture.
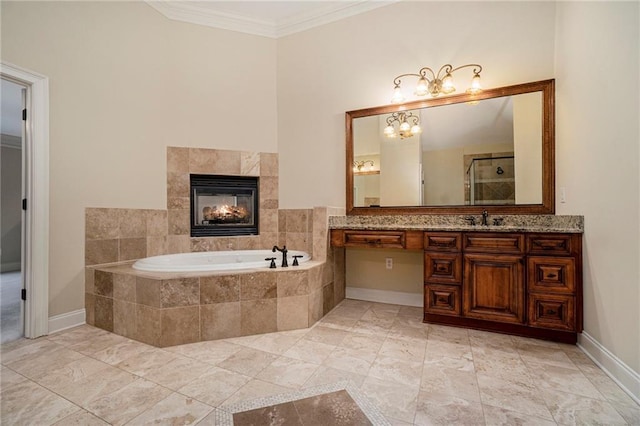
[424,231,582,343]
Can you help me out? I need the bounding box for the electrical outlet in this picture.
[560,187,567,203]
[385,258,393,269]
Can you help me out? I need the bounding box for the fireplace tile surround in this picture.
[85,146,345,347]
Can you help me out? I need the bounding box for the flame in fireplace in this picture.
[203,205,248,223]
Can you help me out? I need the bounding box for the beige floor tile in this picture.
[477,373,554,420]
[52,410,110,425]
[85,378,172,425]
[1,379,81,424]
[242,330,304,355]
[388,322,429,341]
[414,391,485,425]
[541,388,628,425]
[526,359,604,400]
[5,343,86,380]
[609,400,640,425]
[217,346,279,377]
[472,345,533,384]
[115,347,177,376]
[68,332,131,355]
[322,346,374,376]
[165,340,243,365]
[425,339,473,361]
[316,313,359,330]
[37,356,111,391]
[421,355,480,403]
[221,378,293,406]
[177,366,251,406]
[142,356,215,390]
[127,392,214,425]
[339,332,384,361]
[482,404,557,426]
[91,339,153,365]
[47,325,109,347]
[359,376,419,424]
[0,365,27,387]
[256,356,320,388]
[518,342,578,370]
[282,338,336,364]
[302,365,367,388]
[303,325,351,345]
[1,337,61,365]
[378,336,426,363]
[368,355,423,387]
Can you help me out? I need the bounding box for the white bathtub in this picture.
[132,250,311,272]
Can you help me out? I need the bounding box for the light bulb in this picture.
[411,124,422,134]
[415,77,429,96]
[391,85,405,104]
[383,125,395,136]
[399,121,411,132]
[441,73,455,93]
[468,73,482,94]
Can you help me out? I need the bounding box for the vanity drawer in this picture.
[425,284,461,316]
[463,233,524,254]
[424,253,462,284]
[528,257,575,294]
[424,232,462,252]
[528,293,575,331]
[342,230,405,249]
[527,234,575,256]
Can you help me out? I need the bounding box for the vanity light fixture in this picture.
[353,160,375,172]
[391,63,483,104]
[383,111,422,139]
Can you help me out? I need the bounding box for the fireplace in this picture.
[190,174,259,237]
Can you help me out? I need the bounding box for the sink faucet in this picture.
[481,210,489,226]
[272,245,288,267]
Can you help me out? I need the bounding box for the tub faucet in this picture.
[272,245,288,267]
[481,210,489,226]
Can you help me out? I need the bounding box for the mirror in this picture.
[346,79,555,215]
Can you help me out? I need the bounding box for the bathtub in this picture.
[132,249,311,272]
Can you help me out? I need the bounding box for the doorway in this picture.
[1,78,25,343]
[1,62,49,340]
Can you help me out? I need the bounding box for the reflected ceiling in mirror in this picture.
[346,80,555,215]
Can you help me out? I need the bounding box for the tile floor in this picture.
[0,271,23,344]
[1,299,639,425]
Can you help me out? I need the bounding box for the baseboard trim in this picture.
[48,309,86,334]
[578,331,640,404]
[346,287,422,307]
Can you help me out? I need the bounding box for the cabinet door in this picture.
[425,284,460,316]
[463,254,525,323]
[424,253,462,284]
[529,294,575,331]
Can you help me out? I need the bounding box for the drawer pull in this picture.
[546,309,558,315]
[435,263,448,272]
[365,238,382,245]
[546,273,558,279]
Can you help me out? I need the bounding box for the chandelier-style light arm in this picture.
[391,63,484,103]
[418,66,439,81]
[392,73,423,87]
[448,63,483,76]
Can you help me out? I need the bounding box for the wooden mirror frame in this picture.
[346,79,555,215]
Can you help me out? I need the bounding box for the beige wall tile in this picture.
[259,153,278,177]
[113,273,135,301]
[85,268,95,294]
[259,209,278,234]
[201,302,241,341]
[119,238,147,262]
[85,239,118,266]
[160,278,200,308]
[114,300,137,339]
[201,275,240,304]
[278,210,286,231]
[261,199,278,210]
[260,232,279,250]
[285,232,311,254]
[167,172,189,199]
[259,176,278,207]
[86,208,120,240]
[136,277,161,308]
[167,236,190,254]
[167,146,189,173]
[167,197,190,210]
[160,307,200,347]
[240,273,277,300]
[135,305,161,346]
[308,265,324,292]
[147,237,168,257]
[241,299,277,336]
[95,296,114,332]
[322,261,334,286]
[241,151,260,176]
[235,236,262,250]
[94,271,113,297]
[85,293,95,326]
[191,237,236,252]
[308,289,323,326]
[277,270,309,297]
[189,148,241,175]
[333,280,345,307]
[285,209,310,233]
[277,295,309,331]
[168,210,189,236]
[323,284,335,315]
[146,210,168,237]
[120,209,147,239]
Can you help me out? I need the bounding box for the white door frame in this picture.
[1,62,49,338]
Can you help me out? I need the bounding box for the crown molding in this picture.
[145,1,398,39]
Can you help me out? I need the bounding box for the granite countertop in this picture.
[328,214,584,233]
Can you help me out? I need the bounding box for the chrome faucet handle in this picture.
[292,255,303,266]
[265,257,277,269]
[464,216,477,226]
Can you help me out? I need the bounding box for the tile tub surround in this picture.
[85,259,344,347]
[329,214,584,233]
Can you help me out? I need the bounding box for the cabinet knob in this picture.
[546,309,557,315]
[546,273,558,279]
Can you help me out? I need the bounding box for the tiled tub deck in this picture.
[85,260,344,347]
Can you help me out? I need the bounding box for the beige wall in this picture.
[554,2,639,372]
[1,144,22,271]
[1,1,277,316]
